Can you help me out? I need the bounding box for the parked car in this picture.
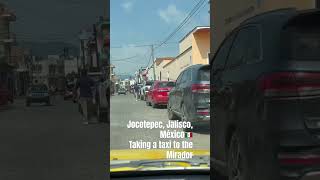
[118,88,127,95]
[140,80,154,100]
[167,64,210,129]
[26,84,50,106]
[210,9,320,180]
[146,81,175,108]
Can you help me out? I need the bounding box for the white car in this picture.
[140,81,154,101]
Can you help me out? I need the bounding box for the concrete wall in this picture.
[210,0,315,53]
[155,59,172,81]
[192,29,210,65]
[162,28,210,81]
[163,48,192,81]
[179,34,193,53]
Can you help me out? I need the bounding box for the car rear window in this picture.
[158,82,175,88]
[198,67,210,81]
[287,29,320,60]
[284,12,320,61]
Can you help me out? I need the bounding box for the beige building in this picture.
[157,26,210,81]
[210,0,319,55]
[153,57,174,81]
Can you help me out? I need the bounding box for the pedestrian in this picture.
[75,69,96,125]
[50,85,56,102]
[134,83,139,101]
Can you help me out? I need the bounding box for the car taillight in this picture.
[279,154,320,165]
[197,109,209,116]
[258,72,320,97]
[192,84,210,93]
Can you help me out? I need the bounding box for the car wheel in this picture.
[227,131,250,180]
[167,103,178,120]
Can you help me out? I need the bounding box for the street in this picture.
[110,93,210,150]
[0,96,108,180]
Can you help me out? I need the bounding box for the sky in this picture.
[4,0,109,46]
[111,0,210,76]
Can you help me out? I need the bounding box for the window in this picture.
[198,66,210,81]
[226,26,261,68]
[176,71,184,86]
[181,69,190,83]
[158,81,175,88]
[285,27,320,61]
[211,32,236,69]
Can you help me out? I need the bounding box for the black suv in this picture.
[168,64,210,130]
[210,9,320,180]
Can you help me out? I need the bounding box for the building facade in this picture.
[160,26,210,81]
[0,3,16,97]
[210,0,319,55]
[153,57,174,81]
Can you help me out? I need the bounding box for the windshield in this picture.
[158,81,175,88]
[288,30,320,60]
[198,67,210,81]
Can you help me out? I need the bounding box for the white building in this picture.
[64,57,79,75]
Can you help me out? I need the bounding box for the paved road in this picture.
[0,96,108,180]
[110,93,210,150]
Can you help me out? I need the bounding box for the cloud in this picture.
[121,1,133,12]
[158,4,186,24]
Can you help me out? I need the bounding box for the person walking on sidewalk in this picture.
[75,69,95,125]
[134,83,139,101]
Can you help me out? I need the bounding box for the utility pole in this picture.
[151,45,156,81]
[80,40,85,69]
[93,24,100,70]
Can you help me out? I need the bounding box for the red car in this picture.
[146,81,175,108]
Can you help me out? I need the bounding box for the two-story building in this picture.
[154,26,210,81]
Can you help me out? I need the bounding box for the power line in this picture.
[111,42,178,49]
[111,55,139,61]
[154,0,206,51]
